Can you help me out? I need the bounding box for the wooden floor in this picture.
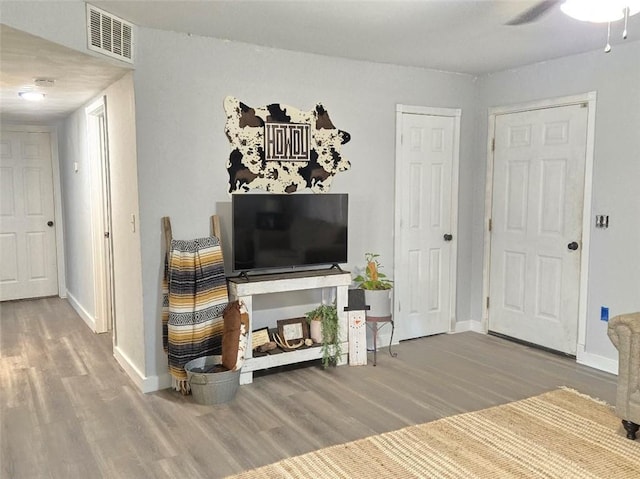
[0,297,617,479]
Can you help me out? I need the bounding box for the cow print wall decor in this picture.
[224,96,351,194]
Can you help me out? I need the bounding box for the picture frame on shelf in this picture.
[251,327,271,350]
[276,317,309,343]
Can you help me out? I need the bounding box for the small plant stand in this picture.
[365,315,397,366]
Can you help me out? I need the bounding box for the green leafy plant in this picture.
[305,304,341,367]
[353,253,393,290]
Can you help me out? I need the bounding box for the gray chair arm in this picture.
[608,312,640,350]
[607,312,640,439]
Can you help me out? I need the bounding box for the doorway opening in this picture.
[86,97,116,337]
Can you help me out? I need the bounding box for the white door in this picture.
[0,130,58,301]
[396,110,459,340]
[488,104,588,354]
[87,98,115,333]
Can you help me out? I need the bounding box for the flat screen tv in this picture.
[232,194,348,274]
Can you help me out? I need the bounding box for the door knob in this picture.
[567,241,579,251]
[443,233,453,241]
[47,221,54,227]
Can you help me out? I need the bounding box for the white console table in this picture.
[227,269,351,384]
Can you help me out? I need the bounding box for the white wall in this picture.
[102,73,146,389]
[3,2,147,386]
[474,40,640,367]
[11,1,633,388]
[133,28,479,382]
[57,74,146,386]
[1,1,479,389]
[58,111,96,321]
[0,0,122,66]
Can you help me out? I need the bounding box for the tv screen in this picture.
[232,194,348,273]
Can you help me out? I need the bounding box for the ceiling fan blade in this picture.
[505,0,559,26]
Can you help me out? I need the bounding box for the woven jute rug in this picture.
[226,388,640,478]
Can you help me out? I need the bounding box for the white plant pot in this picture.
[364,289,392,317]
[364,289,392,351]
[309,320,323,343]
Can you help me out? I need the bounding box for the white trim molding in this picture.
[576,345,618,376]
[85,97,112,334]
[67,292,96,332]
[453,320,485,334]
[113,346,172,393]
[48,126,68,298]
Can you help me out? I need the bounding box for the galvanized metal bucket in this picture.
[184,355,240,405]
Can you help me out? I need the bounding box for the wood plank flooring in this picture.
[0,297,617,478]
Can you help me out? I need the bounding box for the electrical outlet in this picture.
[595,215,609,228]
[600,306,609,322]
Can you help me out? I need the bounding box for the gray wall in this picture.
[57,73,145,380]
[102,73,145,379]
[3,2,147,383]
[0,1,86,50]
[57,110,96,318]
[5,1,636,387]
[474,41,640,363]
[133,28,479,380]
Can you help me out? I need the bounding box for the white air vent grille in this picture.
[87,4,134,63]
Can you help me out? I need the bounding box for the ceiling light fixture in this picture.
[19,91,46,102]
[34,78,56,88]
[561,0,640,51]
[561,0,640,23]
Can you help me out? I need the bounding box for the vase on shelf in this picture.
[309,319,322,343]
[364,289,392,318]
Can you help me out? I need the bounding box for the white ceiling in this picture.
[2,1,640,122]
[0,24,131,123]
[92,0,640,74]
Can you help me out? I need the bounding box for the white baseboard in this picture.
[576,344,618,375]
[65,294,171,393]
[449,323,617,375]
[149,372,173,392]
[67,292,96,332]
[452,320,485,334]
[113,346,145,390]
[113,346,172,393]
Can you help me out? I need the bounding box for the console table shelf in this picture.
[228,270,351,384]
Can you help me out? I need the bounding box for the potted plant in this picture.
[353,253,393,317]
[305,303,342,367]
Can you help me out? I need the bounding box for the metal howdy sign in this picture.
[265,122,310,161]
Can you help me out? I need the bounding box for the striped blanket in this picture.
[162,236,228,393]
